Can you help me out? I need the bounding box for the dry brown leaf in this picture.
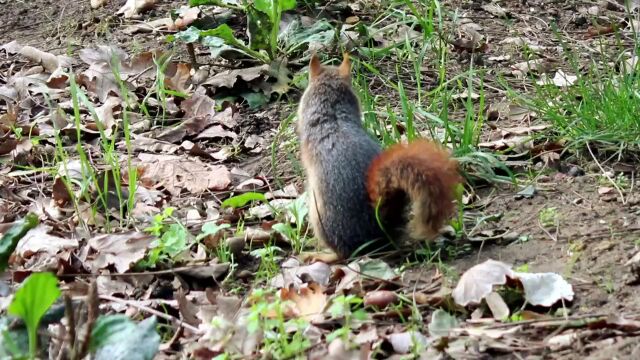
[180,87,217,119]
[204,65,269,89]
[363,290,398,308]
[164,62,192,93]
[84,231,155,273]
[195,125,238,141]
[280,282,327,322]
[16,225,79,258]
[136,153,231,196]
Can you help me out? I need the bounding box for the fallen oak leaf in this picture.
[280,282,328,322]
[83,231,155,273]
[135,154,231,196]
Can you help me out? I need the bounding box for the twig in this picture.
[99,294,203,334]
[64,295,76,359]
[77,280,98,359]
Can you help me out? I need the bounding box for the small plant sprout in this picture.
[272,194,309,254]
[327,295,367,344]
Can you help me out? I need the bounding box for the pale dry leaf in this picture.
[482,3,509,17]
[271,258,332,288]
[123,18,174,34]
[511,59,545,78]
[485,291,510,320]
[91,0,108,9]
[248,199,293,219]
[387,331,429,354]
[136,153,231,196]
[512,271,574,307]
[94,96,122,136]
[16,225,79,257]
[195,125,238,140]
[170,6,201,31]
[452,259,514,306]
[280,283,327,322]
[117,0,157,18]
[354,325,378,345]
[536,70,578,87]
[96,276,136,296]
[211,107,237,128]
[85,231,155,273]
[3,42,74,73]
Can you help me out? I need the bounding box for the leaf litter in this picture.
[1,0,640,358]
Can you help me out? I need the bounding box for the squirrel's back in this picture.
[297,54,386,257]
[297,53,460,260]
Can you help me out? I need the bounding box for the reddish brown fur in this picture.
[366,140,460,240]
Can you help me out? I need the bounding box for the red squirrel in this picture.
[297,53,460,259]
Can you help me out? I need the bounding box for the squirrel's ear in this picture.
[309,53,322,79]
[338,52,351,79]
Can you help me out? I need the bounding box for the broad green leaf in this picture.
[196,222,231,241]
[357,258,397,280]
[246,5,272,51]
[200,24,242,46]
[0,213,38,272]
[175,26,201,43]
[8,272,61,357]
[202,36,238,59]
[92,315,160,360]
[428,309,459,337]
[253,0,273,16]
[221,192,267,208]
[279,0,296,11]
[240,91,269,109]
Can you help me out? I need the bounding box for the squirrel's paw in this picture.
[299,251,342,264]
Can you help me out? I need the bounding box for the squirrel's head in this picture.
[308,52,352,85]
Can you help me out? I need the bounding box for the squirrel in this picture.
[297,52,461,260]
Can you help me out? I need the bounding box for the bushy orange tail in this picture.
[366,140,460,240]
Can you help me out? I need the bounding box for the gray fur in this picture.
[297,70,387,257]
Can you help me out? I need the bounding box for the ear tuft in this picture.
[309,53,322,79]
[338,52,351,79]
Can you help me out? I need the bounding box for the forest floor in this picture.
[1,0,640,359]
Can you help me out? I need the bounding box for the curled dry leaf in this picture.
[452,259,514,306]
[118,0,157,18]
[513,271,574,307]
[387,331,429,354]
[2,41,73,73]
[363,290,398,308]
[453,259,574,308]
